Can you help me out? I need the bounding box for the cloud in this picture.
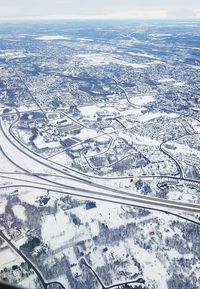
[0,0,199,19]
[167,9,198,18]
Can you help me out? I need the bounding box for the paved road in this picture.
[111,77,140,108]
[159,141,184,178]
[1,116,200,215]
[6,61,47,118]
[0,228,67,289]
[8,112,200,185]
[82,258,144,289]
[1,182,200,225]
[0,230,47,289]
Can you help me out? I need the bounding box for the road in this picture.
[0,180,199,289]
[0,227,67,289]
[82,258,144,289]
[0,230,47,289]
[112,77,140,108]
[1,181,200,226]
[159,140,184,178]
[9,109,200,185]
[6,61,47,118]
[1,116,200,215]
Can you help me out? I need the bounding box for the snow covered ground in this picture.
[41,210,90,251]
[75,53,164,69]
[12,205,27,222]
[76,128,99,141]
[79,105,99,118]
[130,95,155,105]
[139,111,179,122]
[34,135,60,149]
[35,35,72,41]
[127,240,168,289]
[0,247,22,268]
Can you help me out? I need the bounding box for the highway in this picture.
[0,230,47,289]
[8,110,200,185]
[1,116,200,216]
[0,227,67,289]
[0,182,200,226]
[111,77,140,108]
[159,140,184,178]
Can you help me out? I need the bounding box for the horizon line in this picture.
[0,16,200,22]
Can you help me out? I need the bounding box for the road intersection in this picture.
[1,116,200,216]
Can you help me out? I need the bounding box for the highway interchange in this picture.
[1,114,200,216]
[0,53,200,289]
[1,112,200,289]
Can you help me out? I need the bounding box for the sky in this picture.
[0,0,200,20]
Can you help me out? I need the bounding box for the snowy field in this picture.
[74,53,165,68]
[35,35,72,41]
[0,247,22,268]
